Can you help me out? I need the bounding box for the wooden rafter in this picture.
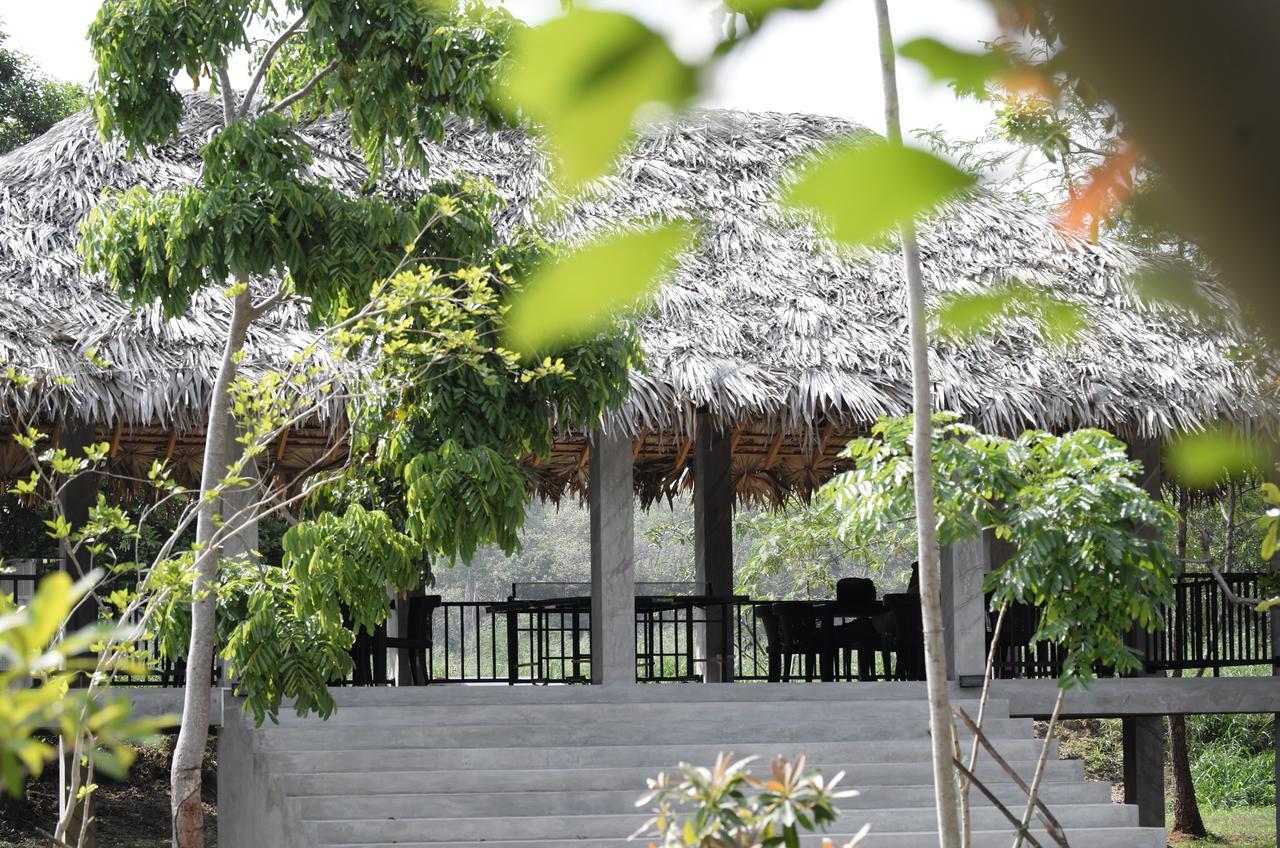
[163,429,178,462]
[274,427,290,462]
[810,421,835,470]
[108,418,124,459]
[672,437,693,471]
[762,430,785,471]
[577,443,591,470]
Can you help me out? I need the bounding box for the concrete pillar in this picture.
[1122,436,1165,828]
[589,428,635,686]
[943,529,990,686]
[1123,716,1166,828]
[57,418,98,848]
[693,411,734,682]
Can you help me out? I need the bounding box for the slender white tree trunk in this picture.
[872,2,961,846]
[170,286,254,847]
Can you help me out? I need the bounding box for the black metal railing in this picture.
[5,570,1273,687]
[990,572,1275,680]
[1145,572,1274,674]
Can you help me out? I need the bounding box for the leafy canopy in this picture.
[0,28,87,155]
[830,414,1177,686]
[82,0,640,725]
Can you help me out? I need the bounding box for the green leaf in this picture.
[898,38,1010,98]
[1131,266,1214,315]
[724,0,826,28]
[498,10,697,188]
[782,139,974,247]
[1165,427,1271,488]
[934,282,1086,345]
[505,223,694,354]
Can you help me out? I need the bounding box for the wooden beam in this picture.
[47,420,61,451]
[108,418,124,459]
[274,427,290,462]
[728,428,742,455]
[762,430,785,471]
[672,437,693,471]
[577,443,591,469]
[163,429,178,462]
[810,421,835,470]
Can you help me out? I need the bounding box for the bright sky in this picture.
[2,0,999,140]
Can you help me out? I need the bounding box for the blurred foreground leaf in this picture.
[505,223,695,354]
[783,139,974,247]
[934,282,1086,345]
[498,10,696,189]
[899,38,1010,98]
[1165,426,1271,488]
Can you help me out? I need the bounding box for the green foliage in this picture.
[635,754,864,848]
[1165,426,1272,490]
[831,414,1177,686]
[268,0,513,173]
[0,29,87,155]
[89,0,510,171]
[82,0,640,729]
[724,0,827,32]
[1191,742,1275,809]
[0,572,168,797]
[734,494,913,600]
[933,281,1086,345]
[782,138,974,247]
[898,38,1011,99]
[498,9,697,189]
[504,223,695,353]
[79,110,424,319]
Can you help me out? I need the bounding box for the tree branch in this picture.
[240,15,307,118]
[1199,529,1263,607]
[271,60,339,114]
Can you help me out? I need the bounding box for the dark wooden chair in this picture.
[754,605,787,682]
[875,593,924,681]
[772,602,824,681]
[831,578,890,681]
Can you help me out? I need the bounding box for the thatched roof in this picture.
[1,93,1275,501]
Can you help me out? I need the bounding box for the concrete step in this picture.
[320,682,964,707]
[293,781,1112,820]
[279,760,1086,795]
[269,698,1009,726]
[308,804,1138,843]
[318,827,1168,848]
[265,738,1059,773]
[254,717,1032,751]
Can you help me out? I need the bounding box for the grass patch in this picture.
[1169,806,1276,847]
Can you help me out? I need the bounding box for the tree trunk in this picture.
[170,287,254,848]
[1168,489,1207,836]
[872,2,960,846]
[1168,714,1206,836]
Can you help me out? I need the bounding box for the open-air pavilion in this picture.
[1,96,1278,846]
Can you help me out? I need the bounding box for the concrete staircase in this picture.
[216,684,1166,848]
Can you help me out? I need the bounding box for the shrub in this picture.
[1191,742,1276,808]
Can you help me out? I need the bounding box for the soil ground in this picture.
[0,734,216,848]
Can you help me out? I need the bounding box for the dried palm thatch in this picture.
[0,93,1275,502]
